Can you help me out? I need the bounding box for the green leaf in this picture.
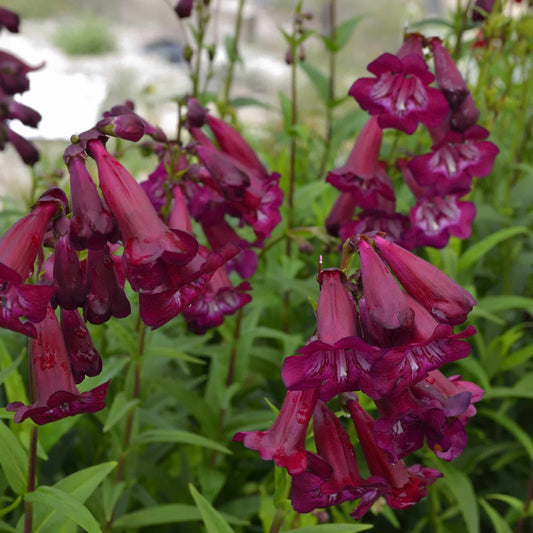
[26,487,102,533]
[134,429,231,454]
[476,295,533,315]
[322,16,364,52]
[479,498,513,533]
[0,519,15,532]
[0,496,21,518]
[107,322,138,356]
[0,351,23,387]
[479,409,533,461]
[32,462,116,533]
[438,463,479,533]
[146,345,204,364]
[457,226,529,272]
[279,91,292,132]
[230,97,270,109]
[103,392,139,433]
[189,484,235,533]
[0,421,28,495]
[299,62,329,104]
[285,526,373,533]
[113,504,201,528]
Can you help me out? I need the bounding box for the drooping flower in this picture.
[371,234,477,325]
[5,126,39,165]
[175,0,194,18]
[84,245,131,325]
[95,115,145,142]
[349,34,449,134]
[290,401,385,516]
[64,144,120,250]
[0,189,65,337]
[60,309,103,384]
[430,38,480,132]
[326,117,395,210]
[0,7,20,33]
[282,268,377,401]
[233,389,319,475]
[325,192,357,237]
[0,50,43,95]
[345,394,442,513]
[86,138,199,293]
[6,305,108,424]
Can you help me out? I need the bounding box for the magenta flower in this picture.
[430,38,480,132]
[86,138,199,293]
[358,239,414,346]
[409,194,476,249]
[103,101,165,141]
[64,145,119,250]
[6,127,39,165]
[233,389,318,475]
[326,117,395,210]
[325,192,357,237]
[282,268,378,401]
[60,309,103,384]
[0,50,43,95]
[407,124,499,195]
[372,235,477,325]
[6,306,108,425]
[290,401,385,516]
[345,395,442,512]
[0,7,20,33]
[0,191,65,337]
[95,115,145,142]
[84,246,131,325]
[175,0,194,18]
[1,97,41,127]
[52,216,87,310]
[349,34,449,134]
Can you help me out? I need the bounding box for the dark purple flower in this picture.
[52,216,87,310]
[186,97,208,128]
[0,50,43,95]
[282,268,378,401]
[290,401,385,516]
[6,127,39,165]
[407,124,499,195]
[64,145,119,250]
[0,191,64,337]
[6,305,108,425]
[103,101,165,141]
[1,97,41,127]
[430,38,480,132]
[345,395,442,513]
[409,195,476,249]
[372,234,477,325]
[84,245,131,325]
[326,117,395,210]
[95,115,145,142]
[358,239,414,347]
[339,210,413,250]
[325,192,357,237]
[86,138,199,293]
[0,7,20,33]
[233,389,318,475]
[472,0,495,22]
[175,0,194,18]
[349,34,449,134]
[60,308,103,384]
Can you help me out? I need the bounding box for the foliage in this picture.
[0,1,532,533]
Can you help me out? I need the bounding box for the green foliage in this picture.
[53,18,116,56]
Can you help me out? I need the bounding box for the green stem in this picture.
[192,1,207,97]
[514,467,533,533]
[269,509,286,533]
[23,426,38,533]
[452,0,472,61]
[316,0,336,180]
[220,0,246,119]
[104,316,146,533]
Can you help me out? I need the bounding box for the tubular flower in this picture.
[0,7,20,33]
[84,245,131,325]
[6,305,108,425]
[290,401,385,516]
[86,138,198,293]
[407,124,499,195]
[326,117,395,209]
[0,189,65,337]
[60,309,103,384]
[282,268,377,401]
[233,389,319,475]
[0,50,43,95]
[345,394,442,513]
[349,34,449,134]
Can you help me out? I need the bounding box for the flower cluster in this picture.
[234,233,482,519]
[326,33,498,250]
[1,83,281,424]
[0,6,43,165]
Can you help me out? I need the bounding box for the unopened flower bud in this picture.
[174,0,194,18]
[299,45,306,62]
[183,45,194,63]
[96,115,145,142]
[207,44,216,62]
[285,49,294,65]
[186,97,208,128]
